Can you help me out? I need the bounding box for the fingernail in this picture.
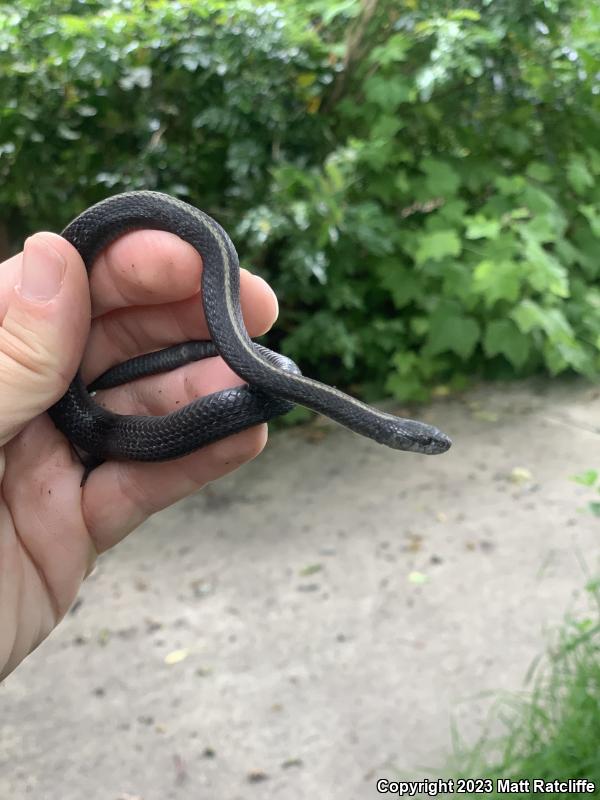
[19,235,66,303]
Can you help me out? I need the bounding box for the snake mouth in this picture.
[423,430,452,455]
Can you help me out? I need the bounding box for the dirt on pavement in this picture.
[1,377,598,800]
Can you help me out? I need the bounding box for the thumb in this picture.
[0,232,90,446]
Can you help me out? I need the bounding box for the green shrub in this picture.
[1,0,599,399]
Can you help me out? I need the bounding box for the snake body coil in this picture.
[48,191,451,469]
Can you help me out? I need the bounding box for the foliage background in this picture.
[1,0,599,401]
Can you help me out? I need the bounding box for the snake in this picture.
[48,191,451,478]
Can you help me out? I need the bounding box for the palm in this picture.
[0,229,279,679]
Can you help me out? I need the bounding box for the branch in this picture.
[323,0,382,113]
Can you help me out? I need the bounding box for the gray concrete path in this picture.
[1,379,598,800]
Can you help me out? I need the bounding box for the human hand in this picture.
[0,228,279,679]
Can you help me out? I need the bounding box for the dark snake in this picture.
[48,191,451,478]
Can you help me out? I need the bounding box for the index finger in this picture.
[88,229,204,316]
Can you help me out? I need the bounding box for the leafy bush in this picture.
[1,0,599,399]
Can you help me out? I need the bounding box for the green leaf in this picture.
[567,155,594,195]
[346,201,396,254]
[521,185,559,215]
[385,370,429,403]
[588,502,600,517]
[438,199,468,224]
[421,157,461,196]
[538,307,574,341]
[391,351,419,376]
[364,75,414,109]
[522,236,569,297]
[60,15,91,34]
[494,176,526,196]
[579,204,600,238]
[483,319,531,368]
[408,570,428,584]
[415,230,461,264]
[553,338,590,372]
[377,261,421,308]
[543,339,569,375]
[465,215,501,240]
[299,563,322,576]
[393,351,440,392]
[369,34,411,66]
[370,115,403,140]
[410,316,429,337]
[586,147,600,175]
[448,9,481,21]
[571,469,598,487]
[473,259,521,305]
[585,577,600,593]
[526,162,553,182]
[554,238,581,266]
[506,207,531,221]
[296,72,317,88]
[427,308,480,360]
[511,303,575,353]
[510,300,548,333]
[521,214,564,244]
[497,126,530,155]
[320,0,361,24]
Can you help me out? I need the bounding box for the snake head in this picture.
[385,417,452,455]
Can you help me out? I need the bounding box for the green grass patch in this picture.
[445,578,600,797]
